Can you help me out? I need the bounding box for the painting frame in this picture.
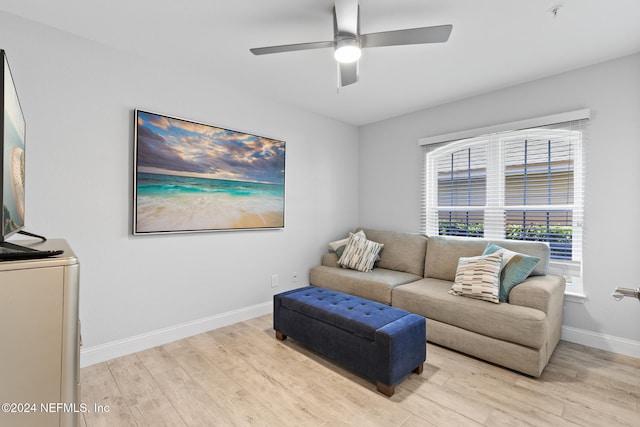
[133,109,285,235]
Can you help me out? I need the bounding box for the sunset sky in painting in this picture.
[135,111,285,185]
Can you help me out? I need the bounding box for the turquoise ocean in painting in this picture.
[136,172,284,232]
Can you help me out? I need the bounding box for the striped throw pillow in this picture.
[328,230,366,252]
[328,230,366,258]
[449,252,503,303]
[338,233,384,272]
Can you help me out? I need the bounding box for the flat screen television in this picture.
[0,49,26,242]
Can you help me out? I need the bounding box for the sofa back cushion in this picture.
[425,235,550,281]
[356,228,428,277]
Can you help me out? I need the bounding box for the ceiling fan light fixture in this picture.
[250,2,453,89]
[334,37,361,63]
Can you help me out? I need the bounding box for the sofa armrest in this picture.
[508,274,566,315]
[322,252,340,268]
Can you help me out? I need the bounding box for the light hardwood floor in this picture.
[80,314,639,427]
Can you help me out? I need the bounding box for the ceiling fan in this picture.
[250,0,452,88]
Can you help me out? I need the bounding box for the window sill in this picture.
[564,279,586,304]
[564,291,587,304]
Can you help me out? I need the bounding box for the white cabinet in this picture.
[0,239,80,427]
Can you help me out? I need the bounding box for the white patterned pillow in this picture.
[338,233,384,272]
[449,253,503,304]
[328,230,366,252]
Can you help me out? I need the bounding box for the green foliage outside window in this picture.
[438,222,573,259]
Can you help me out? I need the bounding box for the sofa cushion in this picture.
[357,228,428,277]
[321,252,341,268]
[449,253,503,303]
[338,233,384,272]
[393,278,547,349]
[309,265,422,305]
[425,235,550,282]
[482,242,540,302]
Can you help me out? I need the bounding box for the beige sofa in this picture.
[309,227,566,377]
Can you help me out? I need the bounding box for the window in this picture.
[420,111,588,284]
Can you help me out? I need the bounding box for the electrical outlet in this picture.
[271,274,279,288]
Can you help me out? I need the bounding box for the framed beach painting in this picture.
[133,110,285,234]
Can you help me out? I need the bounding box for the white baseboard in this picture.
[80,301,273,368]
[81,303,639,368]
[561,325,640,359]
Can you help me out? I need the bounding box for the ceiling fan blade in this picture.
[361,24,452,48]
[250,41,334,56]
[339,61,358,87]
[334,0,359,35]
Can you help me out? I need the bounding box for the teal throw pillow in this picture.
[482,242,540,302]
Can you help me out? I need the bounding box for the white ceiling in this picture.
[2,0,640,126]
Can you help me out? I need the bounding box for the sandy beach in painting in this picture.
[135,172,284,233]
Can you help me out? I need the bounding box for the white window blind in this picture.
[421,113,587,279]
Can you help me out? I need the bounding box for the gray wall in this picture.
[359,53,640,354]
[0,12,359,354]
[2,10,638,361]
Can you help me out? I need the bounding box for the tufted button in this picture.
[348,306,354,310]
[365,312,371,316]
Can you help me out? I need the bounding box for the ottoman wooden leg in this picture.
[376,381,395,397]
[275,331,287,341]
[413,363,424,374]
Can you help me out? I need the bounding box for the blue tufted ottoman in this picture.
[273,286,426,396]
